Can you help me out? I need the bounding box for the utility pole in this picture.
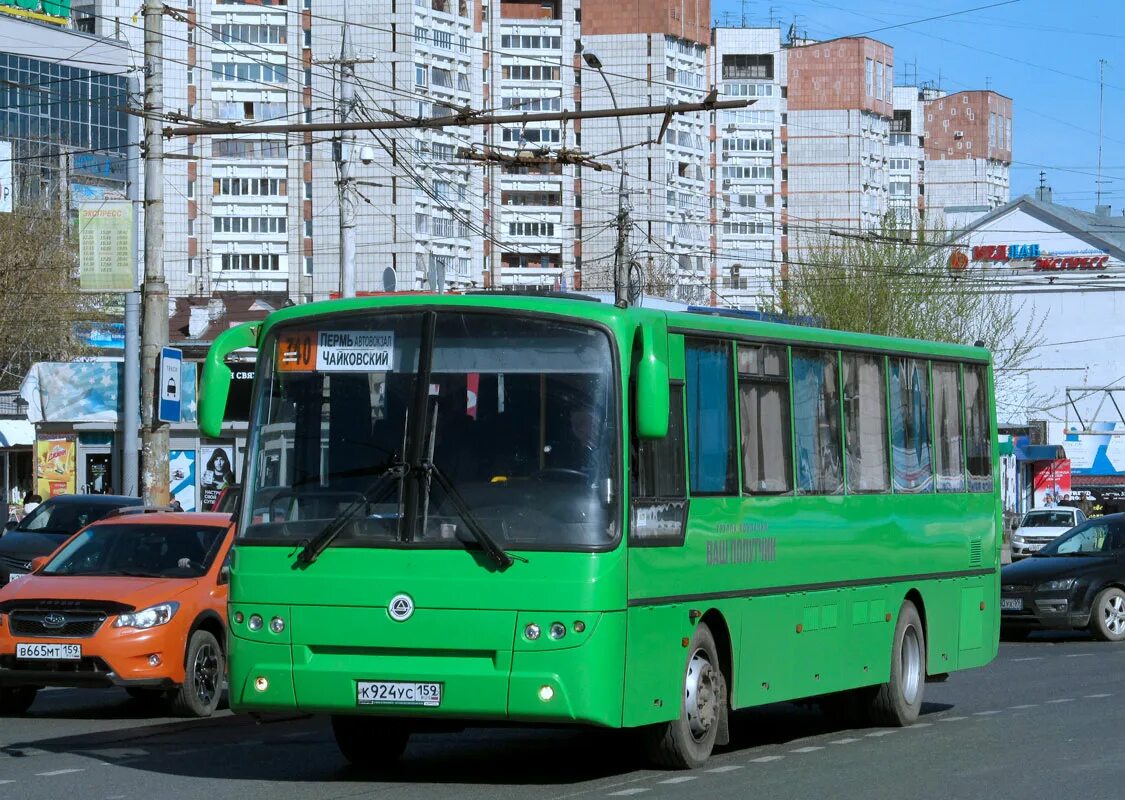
[141,0,169,505]
[337,21,358,298]
[1097,58,1107,209]
[124,75,141,498]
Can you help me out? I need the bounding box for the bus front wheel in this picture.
[331,715,410,770]
[867,600,926,726]
[643,622,727,769]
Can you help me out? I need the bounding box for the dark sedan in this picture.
[0,494,142,586]
[1000,513,1125,641]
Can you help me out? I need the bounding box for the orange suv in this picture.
[0,510,235,717]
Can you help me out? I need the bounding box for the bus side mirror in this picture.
[199,322,260,439]
[635,318,670,440]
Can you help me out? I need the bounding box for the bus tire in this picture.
[643,622,726,769]
[866,600,925,726]
[1089,587,1125,642]
[331,715,410,769]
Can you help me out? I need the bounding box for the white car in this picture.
[1011,507,1086,559]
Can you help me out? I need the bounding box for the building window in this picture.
[722,53,773,80]
[304,256,313,275]
[865,58,874,96]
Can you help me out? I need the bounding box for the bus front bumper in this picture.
[228,605,626,728]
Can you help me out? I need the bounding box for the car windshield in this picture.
[241,310,619,551]
[1039,518,1125,556]
[1021,510,1074,528]
[18,500,119,536]
[41,523,227,578]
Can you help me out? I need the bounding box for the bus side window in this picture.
[630,385,688,545]
[843,352,890,493]
[684,339,737,495]
[792,349,843,495]
[889,357,934,493]
[932,362,966,492]
[738,344,792,494]
[964,364,993,492]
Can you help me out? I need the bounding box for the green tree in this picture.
[0,206,95,389]
[778,214,1044,413]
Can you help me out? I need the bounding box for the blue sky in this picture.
[711,0,1125,212]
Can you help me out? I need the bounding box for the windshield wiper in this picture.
[419,459,522,570]
[296,461,407,565]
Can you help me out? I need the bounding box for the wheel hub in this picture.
[684,649,718,740]
[1105,595,1125,636]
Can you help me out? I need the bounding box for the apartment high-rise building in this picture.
[712,26,785,308]
[581,0,714,303]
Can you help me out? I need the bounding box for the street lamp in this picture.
[582,48,629,306]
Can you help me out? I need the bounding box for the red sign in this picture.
[1032,459,1072,508]
[1034,255,1109,271]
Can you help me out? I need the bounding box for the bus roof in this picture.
[253,293,991,364]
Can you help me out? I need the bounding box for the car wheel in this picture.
[171,630,224,717]
[1089,587,1125,642]
[865,600,926,726]
[642,622,727,769]
[330,716,410,769]
[0,686,37,715]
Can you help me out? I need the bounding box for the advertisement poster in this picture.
[200,444,235,511]
[1033,459,1072,508]
[170,450,197,512]
[36,436,76,497]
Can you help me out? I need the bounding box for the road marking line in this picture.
[658,776,697,784]
[1046,698,1074,704]
[911,723,933,728]
[830,738,861,744]
[939,716,967,722]
[750,756,784,763]
[866,730,895,737]
[1064,652,1093,658]
[1084,693,1112,698]
[973,710,1002,716]
[36,769,83,777]
[790,746,824,753]
[1009,704,1038,709]
[0,780,14,785]
[706,765,743,772]
[608,789,649,796]
[1012,657,1043,662]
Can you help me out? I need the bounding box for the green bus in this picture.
[200,293,1000,769]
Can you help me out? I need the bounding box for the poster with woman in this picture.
[200,444,235,511]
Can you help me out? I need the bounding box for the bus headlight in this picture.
[524,623,541,641]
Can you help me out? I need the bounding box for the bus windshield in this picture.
[240,310,619,551]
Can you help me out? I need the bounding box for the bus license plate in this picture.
[356,681,442,707]
[16,643,81,660]
[1000,598,1023,612]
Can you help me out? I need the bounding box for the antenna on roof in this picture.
[1097,58,1109,209]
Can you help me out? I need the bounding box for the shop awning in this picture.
[0,420,34,448]
[1014,443,1067,462]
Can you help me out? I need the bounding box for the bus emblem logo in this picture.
[388,594,414,622]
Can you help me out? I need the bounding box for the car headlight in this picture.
[1012,534,1025,544]
[1038,578,1077,592]
[113,602,180,629]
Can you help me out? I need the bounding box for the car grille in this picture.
[0,654,112,674]
[8,610,107,638]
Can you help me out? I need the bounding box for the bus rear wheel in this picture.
[643,622,727,769]
[866,600,926,726]
[331,715,410,770]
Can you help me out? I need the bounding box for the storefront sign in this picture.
[35,436,76,497]
[1034,255,1109,271]
[972,244,1040,262]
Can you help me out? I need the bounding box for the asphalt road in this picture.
[1,632,1122,800]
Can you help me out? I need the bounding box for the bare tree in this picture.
[0,206,95,388]
[778,214,1045,416]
